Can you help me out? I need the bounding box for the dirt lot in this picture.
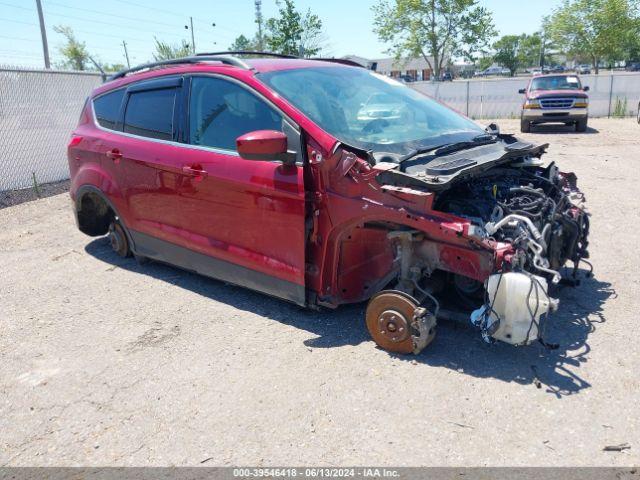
[1,118,639,467]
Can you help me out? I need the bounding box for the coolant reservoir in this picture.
[486,272,551,345]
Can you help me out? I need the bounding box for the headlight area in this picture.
[523,99,541,109]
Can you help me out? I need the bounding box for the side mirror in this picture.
[518,88,526,94]
[486,123,500,135]
[236,130,296,164]
[583,86,590,92]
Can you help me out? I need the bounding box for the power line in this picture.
[0,32,40,42]
[0,0,32,11]
[0,0,224,41]
[107,0,243,36]
[0,17,38,26]
[43,0,191,29]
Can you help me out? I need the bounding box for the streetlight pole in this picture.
[35,0,50,69]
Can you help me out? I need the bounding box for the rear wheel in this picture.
[576,118,588,132]
[108,220,131,258]
[637,103,640,124]
[520,119,531,133]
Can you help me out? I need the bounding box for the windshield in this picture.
[258,66,483,155]
[530,75,582,91]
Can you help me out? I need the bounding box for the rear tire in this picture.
[637,103,640,124]
[576,118,588,132]
[520,119,531,133]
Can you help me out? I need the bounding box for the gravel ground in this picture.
[1,118,639,467]
[0,180,70,210]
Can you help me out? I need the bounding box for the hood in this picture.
[374,139,549,192]
[528,89,588,99]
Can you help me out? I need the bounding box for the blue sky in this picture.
[0,0,563,68]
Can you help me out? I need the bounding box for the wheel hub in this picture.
[366,291,436,354]
[109,227,123,252]
[108,221,129,258]
[377,309,410,343]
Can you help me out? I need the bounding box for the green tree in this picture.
[53,25,90,71]
[152,38,191,61]
[103,63,126,72]
[476,55,493,71]
[547,0,640,74]
[372,0,496,79]
[622,15,640,61]
[265,0,324,57]
[492,35,522,76]
[492,33,547,75]
[519,32,545,68]
[229,34,258,52]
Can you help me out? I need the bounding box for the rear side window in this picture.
[93,89,125,130]
[188,76,282,151]
[123,88,176,141]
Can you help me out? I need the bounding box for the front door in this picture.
[175,75,307,305]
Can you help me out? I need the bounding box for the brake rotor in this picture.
[365,291,421,354]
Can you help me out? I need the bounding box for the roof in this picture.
[107,54,360,82]
[532,73,581,78]
[93,55,360,96]
[247,58,358,72]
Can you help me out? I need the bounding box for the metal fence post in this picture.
[465,81,470,117]
[480,80,484,119]
[607,74,614,118]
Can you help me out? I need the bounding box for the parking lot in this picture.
[1,117,639,466]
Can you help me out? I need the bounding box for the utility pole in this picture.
[35,0,50,69]
[189,17,195,54]
[539,32,546,70]
[122,40,130,68]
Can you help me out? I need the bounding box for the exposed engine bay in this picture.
[358,136,590,354]
[435,162,589,282]
[434,162,590,345]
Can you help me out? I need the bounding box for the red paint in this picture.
[69,59,511,307]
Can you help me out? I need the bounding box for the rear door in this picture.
[175,74,307,305]
[107,76,191,246]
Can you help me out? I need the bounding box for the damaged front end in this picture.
[358,135,590,353]
[434,159,589,347]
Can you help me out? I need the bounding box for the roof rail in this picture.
[196,51,298,59]
[310,58,366,68]
[107,55,253,81]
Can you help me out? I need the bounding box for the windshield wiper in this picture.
[399,133,497,163]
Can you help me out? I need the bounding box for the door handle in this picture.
[182,165,208,178]
[106,149,123,161]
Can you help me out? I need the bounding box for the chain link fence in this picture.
[410,72,640,119]
[1,67,639,192]
[0,66,101,191]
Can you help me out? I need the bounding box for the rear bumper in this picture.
[522,108,588,123]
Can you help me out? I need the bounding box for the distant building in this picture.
[341,54,443,81]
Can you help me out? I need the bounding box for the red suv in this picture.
[69,53,590,354]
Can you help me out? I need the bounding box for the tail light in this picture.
[68,135,83,148]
